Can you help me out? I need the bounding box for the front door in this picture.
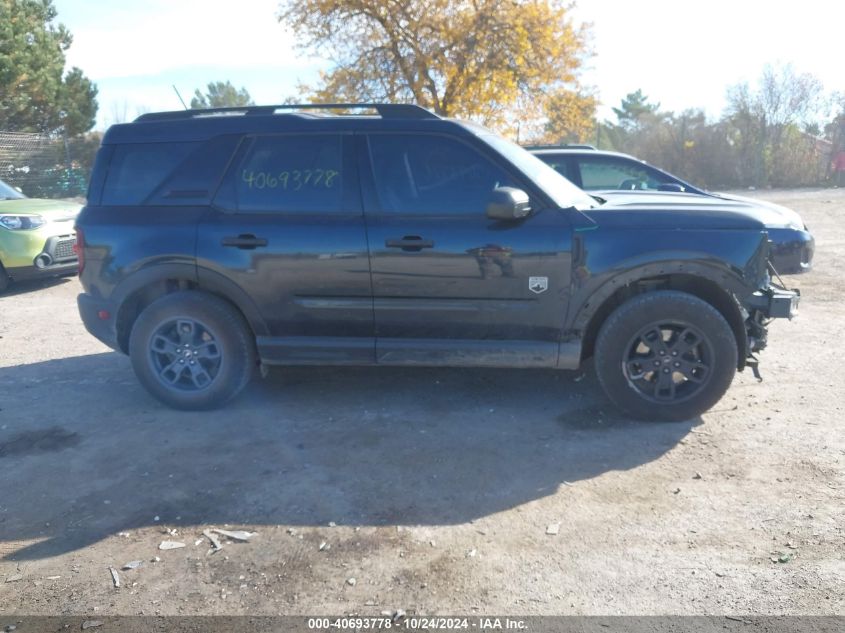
[358,132,573,367]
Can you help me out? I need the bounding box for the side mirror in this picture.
[486,187,531,221]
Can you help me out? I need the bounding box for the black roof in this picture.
[135,103,438,122]
[103,103,480,144]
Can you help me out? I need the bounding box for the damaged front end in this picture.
[739,240,800,379]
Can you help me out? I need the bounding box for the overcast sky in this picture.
[55,0,841,131]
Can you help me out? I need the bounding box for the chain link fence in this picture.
[0,131,100,200]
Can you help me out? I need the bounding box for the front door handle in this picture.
[222,234,268,249]
[385,236,435,251]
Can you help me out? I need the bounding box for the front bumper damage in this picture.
[748,286,800,321]
[740,282,799,379]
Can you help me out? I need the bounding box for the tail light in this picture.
[74,227,85,274]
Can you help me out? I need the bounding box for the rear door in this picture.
[197,132,374,365]
[358,132,573,367]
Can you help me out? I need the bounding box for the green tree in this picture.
[190,81,254,109]
[611,89,661,131]
[278,0,594,137]
[0,0,98,135]
[59,67,98,135]
[593,89,664,153]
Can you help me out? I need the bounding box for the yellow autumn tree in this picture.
[278,0,594,139]
[542,89,597,143]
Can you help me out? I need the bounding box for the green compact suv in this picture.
[0,178,80,292]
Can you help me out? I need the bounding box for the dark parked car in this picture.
[76,104,798,420]
[530,147,814,274]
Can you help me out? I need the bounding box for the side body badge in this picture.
[529,276,548,294]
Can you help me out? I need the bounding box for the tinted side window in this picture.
[578,157,662,190]
[368,134,515,215]
[229,135,343,213]
[147,135,242,205]
[102,142,198,205]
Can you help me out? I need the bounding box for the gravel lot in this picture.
[0,188,843,616]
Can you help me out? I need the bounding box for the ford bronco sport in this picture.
[75,104,799,420]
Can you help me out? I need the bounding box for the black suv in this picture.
[76,104,798,420]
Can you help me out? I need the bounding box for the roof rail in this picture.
[134,103,439,123]
[522,143,597,150]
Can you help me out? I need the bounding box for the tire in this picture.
[0,264,9,294]
[128,291,256,410]
[594,290,738,422]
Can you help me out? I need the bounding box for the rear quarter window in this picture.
[101,142,199,205]
[147,136,242,205]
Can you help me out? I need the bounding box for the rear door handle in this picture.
[222,234,268,249]
[385,236,435,251]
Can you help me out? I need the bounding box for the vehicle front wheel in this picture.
[128,291,256,410]
[594,291,738,421]
[0,263,9,294]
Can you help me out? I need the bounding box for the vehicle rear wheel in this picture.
[594,290,738,421]
[128,291,256,410]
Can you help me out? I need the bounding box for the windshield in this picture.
[0,178,26,200]
[481,134,596,210]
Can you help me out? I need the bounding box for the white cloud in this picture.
[574,0,842,119]
[62,0,316,80]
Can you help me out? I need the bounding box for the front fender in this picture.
[565,228,770,334]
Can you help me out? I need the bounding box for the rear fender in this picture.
[110,263,268,353]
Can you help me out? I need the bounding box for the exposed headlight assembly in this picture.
[0,214,46,230]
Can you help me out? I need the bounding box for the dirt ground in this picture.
[0,188,843,617]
